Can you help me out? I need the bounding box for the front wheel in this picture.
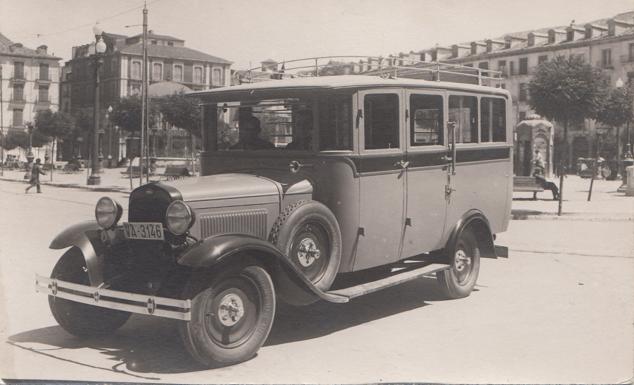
[179,264,276,367]
[436,226,481,299]
[48,247,131,337]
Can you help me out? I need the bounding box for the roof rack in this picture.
[235,56,503,87]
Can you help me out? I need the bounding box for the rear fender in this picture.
[49,220,104,286]
[446,210,496,258]
[178,234,346,303]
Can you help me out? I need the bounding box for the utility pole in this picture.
[140,1,149,186]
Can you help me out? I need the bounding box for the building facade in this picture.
[61,31,232,162]
[0,33,61,162]
[403,11,634,172]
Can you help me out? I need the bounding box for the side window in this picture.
[364,94,399,150]
[410,94,443,146]
[319,95,352,150]
[449,95,478,143]
[480,97,507,142]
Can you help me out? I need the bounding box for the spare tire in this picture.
[269,200,342,292]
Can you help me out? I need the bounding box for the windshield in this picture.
[203,94,352,152]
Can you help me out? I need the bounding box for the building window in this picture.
[519,57,528,75]
[538,55,548,64]
[14,62,24,79]
[519,111,527,122]
[173,65,183,82]
[601,49,612,68]
[497,60,507,76]
[519,83,528,102]
[463,63,473,67]
[13,109,23,126]
[509,61,515,76]
[152,62,163,81]
[38,86,49,102]
[629,43,634,62]
[212,68,222,86]
[168,41,174,47]
[131,61,141,80]
[478,62,489,77]
[39,63,49,80]
[193,66,203,84]
[13,84,24,101]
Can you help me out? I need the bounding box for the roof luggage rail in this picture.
[234,55,503,87]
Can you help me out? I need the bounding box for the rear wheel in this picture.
[179,264,276,367]
[436,226,481,299]
[48,247,131,337]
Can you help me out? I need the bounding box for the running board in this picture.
[326,263,449,301]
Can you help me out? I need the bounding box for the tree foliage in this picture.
[156,92,201,137]
[110,96,158,134]
[34,109,76,140]
[529,55,609,124]
[596,85,633,128]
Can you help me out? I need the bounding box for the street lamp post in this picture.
[87,26,107,185]
[106,105,113,168]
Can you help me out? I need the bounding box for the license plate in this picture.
[123,222,164,240]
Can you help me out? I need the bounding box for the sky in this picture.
[1,0,632,69]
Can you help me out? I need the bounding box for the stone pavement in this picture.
[1,167,632,221]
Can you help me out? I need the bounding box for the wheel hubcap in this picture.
[454,249,471,271]
[217,293,245,327]
[297,237,321,267]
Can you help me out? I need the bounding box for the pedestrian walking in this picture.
[25,158,46,193]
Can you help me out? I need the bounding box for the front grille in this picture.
[199,209,268,239]
[128,184,175,225]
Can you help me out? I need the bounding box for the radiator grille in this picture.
[199,209,268,239]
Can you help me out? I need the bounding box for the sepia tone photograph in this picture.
[0,0,633,383]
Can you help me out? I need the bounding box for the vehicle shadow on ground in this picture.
[7,277,449,375]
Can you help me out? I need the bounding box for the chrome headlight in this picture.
[95,197,123,229]
[166,200,194,235]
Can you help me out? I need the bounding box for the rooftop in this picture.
[0,32,61,60]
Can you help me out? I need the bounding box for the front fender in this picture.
[178,234,347,303]
[49,220,103,286]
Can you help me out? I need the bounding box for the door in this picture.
[353,89,407,270]
[401,90,449,257]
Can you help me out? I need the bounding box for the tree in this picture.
[529,55,609,215]
[35,109,76,141]
[157,92,201,137]
[597,85,633,164]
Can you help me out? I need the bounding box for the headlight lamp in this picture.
[166,200,194,235]
[95,197,123,229]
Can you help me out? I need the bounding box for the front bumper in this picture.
[36,274,191,321]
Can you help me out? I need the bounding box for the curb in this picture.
[0,176,130,194]
[511,212,633,222]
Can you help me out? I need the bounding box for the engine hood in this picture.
[161,173,281,203]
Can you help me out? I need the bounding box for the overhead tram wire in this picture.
[8,0,163,41]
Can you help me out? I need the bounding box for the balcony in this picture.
[596,60,614,69]
[36,77,52,85]
[9,95,26,108]
[35,99,51,110]
[620,54,634,64]
[9,75,26,84]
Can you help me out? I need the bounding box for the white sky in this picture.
[1,0,632,69]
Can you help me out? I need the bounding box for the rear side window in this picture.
[319,94,352,150]
[449,95,478,143]
[480,97,506,142]
[410,94,443,146]
[364,94,399,150]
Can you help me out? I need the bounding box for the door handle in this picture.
[394,160,410,169]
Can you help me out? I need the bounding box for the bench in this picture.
[163,165,191,180]
[513,176,544,200]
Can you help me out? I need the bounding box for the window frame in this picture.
[406,90,446,150]
[151,62,163,81]
[172,63,184,82]
[130,60,142,80]
[479,96,507,143]
[358,89,404,154]
[448,92,479,145]
[193,65,204,84]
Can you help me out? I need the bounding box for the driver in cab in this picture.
[231,116,274,150]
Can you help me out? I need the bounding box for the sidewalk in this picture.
[0,167,161,194]
[1,168,632,221]
[512,175,634,221]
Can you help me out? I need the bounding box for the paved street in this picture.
[0,177,632,383]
